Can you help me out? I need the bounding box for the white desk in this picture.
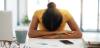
[1,32,100,48]
[82,32,100,48]
[0,38,84,48]
[26,38,84,48]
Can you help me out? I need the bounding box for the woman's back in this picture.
[33,9,72,30]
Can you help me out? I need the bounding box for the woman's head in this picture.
[47,2,56,8]
[42,2,63,31]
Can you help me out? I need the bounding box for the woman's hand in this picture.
[56,30,75,35]
[37,35,58,39]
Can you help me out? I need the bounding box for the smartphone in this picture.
[60,40,74,44]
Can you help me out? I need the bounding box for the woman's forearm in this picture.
[28,30,69,38]
[39,31,82,39]
[62,31,82,38]
[28,30,58,38]
[28,29,82,38]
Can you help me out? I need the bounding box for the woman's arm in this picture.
[28,16,82,38]
[37,33,81,39]
[37,17,82,39]
[28,16,57,38]
[67,17,82,38]
[28,16,69,38]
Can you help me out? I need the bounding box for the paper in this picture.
[29,39,83,48]
[10,39,83,48]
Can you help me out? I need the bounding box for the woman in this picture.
[28,2,82,39]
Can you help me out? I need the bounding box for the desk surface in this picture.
[25,38,84,48]
[0,38,84,48]
[1,32,100,48]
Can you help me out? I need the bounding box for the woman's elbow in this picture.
[77,32,83,38]
[28,33,32,38]
[28,31,33,38]
[28,32,36,38]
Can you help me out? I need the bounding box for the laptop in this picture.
[0,11,13,41]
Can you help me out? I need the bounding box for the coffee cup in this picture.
[15,29,27,44]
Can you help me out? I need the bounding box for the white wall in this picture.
[6,0,17,35]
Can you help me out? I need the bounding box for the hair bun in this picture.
[47,2,56,8]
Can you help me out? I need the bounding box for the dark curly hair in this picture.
[42,2,63,31]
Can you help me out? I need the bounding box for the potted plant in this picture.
[21,15,31,26]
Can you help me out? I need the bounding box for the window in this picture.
[0,0,4,10]
[82,0,98,31]
[99,0,100,31]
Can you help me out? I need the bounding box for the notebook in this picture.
[82,36,100,44]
